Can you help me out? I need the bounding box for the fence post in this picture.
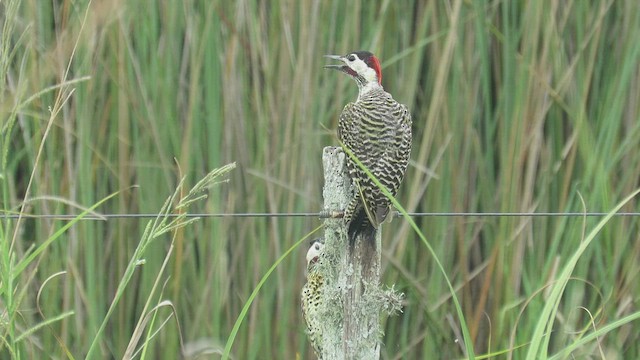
[318,146,402,360]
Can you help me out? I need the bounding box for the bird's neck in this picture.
[357,82,383,101]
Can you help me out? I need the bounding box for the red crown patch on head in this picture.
[369,55,382,84]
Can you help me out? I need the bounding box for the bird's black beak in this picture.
[324,54,346,71]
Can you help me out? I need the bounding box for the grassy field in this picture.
[2,0,640,359]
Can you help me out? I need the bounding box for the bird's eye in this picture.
[347,55,356,61]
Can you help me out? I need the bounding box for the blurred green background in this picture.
[2,0,640,358]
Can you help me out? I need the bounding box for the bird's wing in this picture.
[370,101,412,224]
[338,98,411,227]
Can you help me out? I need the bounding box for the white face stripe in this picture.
[344,53,379,84]
[306,241,324,265]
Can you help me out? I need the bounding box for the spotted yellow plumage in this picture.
[301,240,324,359]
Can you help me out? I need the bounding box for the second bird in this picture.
[325,51,412,245]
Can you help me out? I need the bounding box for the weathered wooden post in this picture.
[316,146,402,360]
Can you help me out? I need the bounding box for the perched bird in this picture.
[325,51,412,244]
[301,239,325,359]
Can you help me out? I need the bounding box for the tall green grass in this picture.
[1,0,639,358]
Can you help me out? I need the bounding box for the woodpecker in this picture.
[325,51,412,243]
[301,239,325,359]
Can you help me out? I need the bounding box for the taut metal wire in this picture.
[1,211,639,220]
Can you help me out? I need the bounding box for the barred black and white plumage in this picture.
[325,51,412,244]
[301,240,324,359]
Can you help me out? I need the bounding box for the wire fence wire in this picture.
[2,211,640,220]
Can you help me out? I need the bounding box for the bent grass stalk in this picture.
[341,144,476,359]
[222,224,324,360]
[86,163,236,359]
[526,189,640,359]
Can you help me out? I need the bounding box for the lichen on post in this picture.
[310,146,403,360]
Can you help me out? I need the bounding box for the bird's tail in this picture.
[347,208,377,248]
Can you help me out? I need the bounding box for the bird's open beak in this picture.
[324,54,345,70]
